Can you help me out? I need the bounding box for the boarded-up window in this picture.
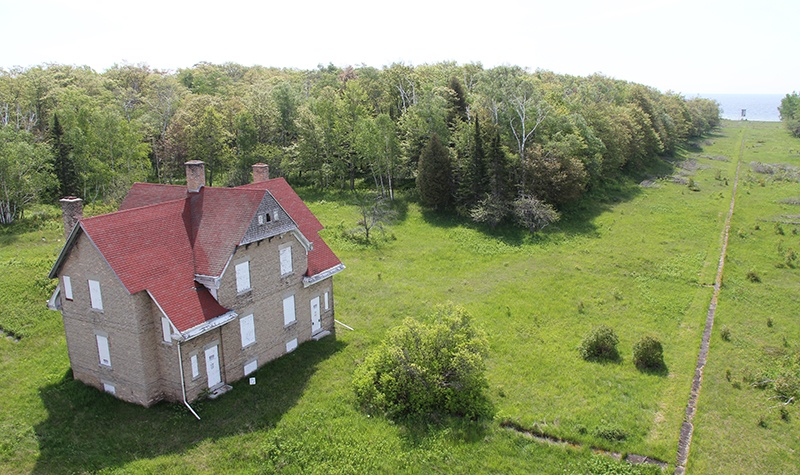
[235,261,251,293]
[96,334,111,367]
[63,276,73,300]
[161,317,172,343]
[191,354,199,379]
[280,246,292,275]
[283,295,296,325]
[88,279,103,310]
[103,382,116,395]
[240,314,255,348]
[286,338,298,353]
[244,359,257,376]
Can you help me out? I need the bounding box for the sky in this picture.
[1,0,797,95]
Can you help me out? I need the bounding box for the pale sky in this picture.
[1,0,797,94]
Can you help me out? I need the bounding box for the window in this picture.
[244,359,257,376]
[63,276,73,300]
[280,246,292,275]
[102,382,116,395]
[324,291,330,311]
[283,295,296,325]
[286,338,298,353]
[257,214,264,225]
[190,354,199,379]
[240,314,255,348]
[235,261,251,293]
[88,279,103,310]
[96,334,111,367]
[161,317,172,343]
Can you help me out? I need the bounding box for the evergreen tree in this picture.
[416,133,453,210]
[487,127,510,202]
[447,76,468,126]
[459,116,487,209]
[50,113,77,198]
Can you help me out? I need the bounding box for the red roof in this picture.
[61,178,342,333]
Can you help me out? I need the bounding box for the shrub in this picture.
[578,325,619,361]
[352,305,492,419]
[746,269,761,283]
[720,326,732,341]
[511,195,560,233]
[632,335,665,371]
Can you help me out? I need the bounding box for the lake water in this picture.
[691,93,784,122]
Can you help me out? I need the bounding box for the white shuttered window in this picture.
[63,276,73,300]
[88,279,103,310]
[240,314,255,348]
[280,246,292,275]
[283,295,296,325]
[235,261,251,293]
[96,334,111,367]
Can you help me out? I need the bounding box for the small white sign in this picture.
[249,377,256,385]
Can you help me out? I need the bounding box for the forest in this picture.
[0,61,720,226]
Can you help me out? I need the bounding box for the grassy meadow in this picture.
[0,120,796,474]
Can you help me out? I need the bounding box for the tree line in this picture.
[0,61,720,225]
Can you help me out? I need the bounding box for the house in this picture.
[47,161,344,410]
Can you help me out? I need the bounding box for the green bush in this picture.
[578,325,619,361]
[352,305,492,419]
[632,335,665,371]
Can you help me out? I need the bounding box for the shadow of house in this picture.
[33,337,345,474]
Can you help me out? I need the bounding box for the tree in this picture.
[50,113,77,198]
[352,191,396,243]
[416,133,453,210]
[352,305,492,419]
[779,92,800,137]
[458,115,487,210]
[0,126,54,223]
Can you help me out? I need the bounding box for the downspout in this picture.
[177,339,201,420]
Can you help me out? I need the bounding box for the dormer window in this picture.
[257,213,272,226]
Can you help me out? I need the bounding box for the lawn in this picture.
[688,121,800,474]
[2,121,794,474]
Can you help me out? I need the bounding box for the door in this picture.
[310,296,321,334]
[205,345,221,388]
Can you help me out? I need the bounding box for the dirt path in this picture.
[674,128,746,474]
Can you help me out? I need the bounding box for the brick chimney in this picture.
[60,197,83,239]
[252,163,270,183]
[185,160,205,192]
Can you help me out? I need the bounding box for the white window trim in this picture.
[283,295,296,326]
[235,261,251,293]
[63,275,73,300]
[88,279,103,311]
[240,314,256,348]
[324,291,329,311]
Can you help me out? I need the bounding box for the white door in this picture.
[205,345,221,388]
[311,296,321,334]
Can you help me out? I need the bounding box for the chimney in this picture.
[185,160,206,192]
[60,197,83,239]
[252,163,270,183]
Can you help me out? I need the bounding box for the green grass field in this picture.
[0,120,797,474]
